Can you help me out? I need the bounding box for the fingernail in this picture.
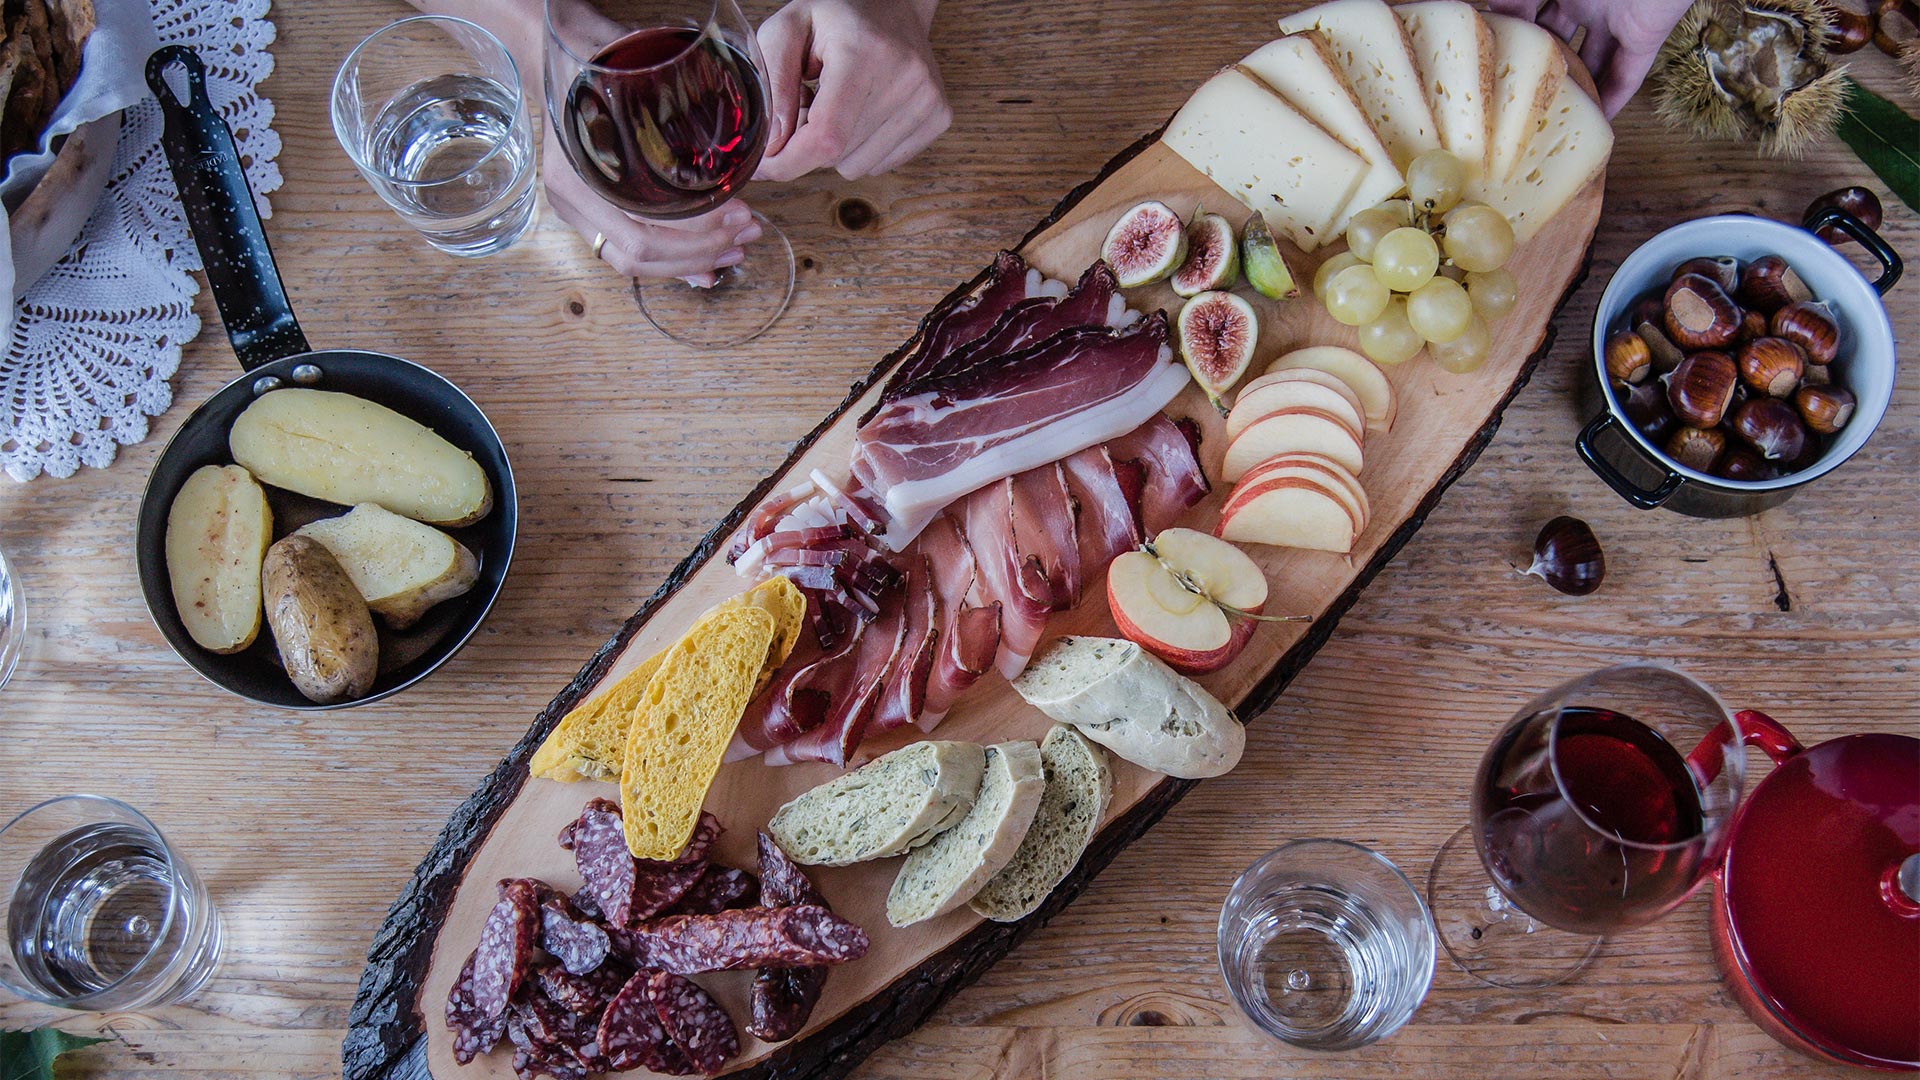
[724,207,751,228]
[683,273,718,289]
[716,247,746,267]
[734,223,763,246]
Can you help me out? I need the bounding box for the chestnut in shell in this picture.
[1793,383,1855,434]
[1731,398,1810,462]
[1734,254,1813,314]
[1670,255,1739,293]
[1806,186,1882,243]
[1666,425,1727,473]
[1521,516,1605,596]
[1770,300,1840,365]
[1737,336,1807,397]
[1605,329,1652,384]
[1665,273,1742,350]
[1665,350,1739,428]
[1620,378,1677,443]
[1715,447,1778,482]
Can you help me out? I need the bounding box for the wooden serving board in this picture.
[345,92,1605,1080]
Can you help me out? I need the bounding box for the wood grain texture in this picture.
[0,3,1914,1079]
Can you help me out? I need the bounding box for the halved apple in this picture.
[1237,367,1366,423]
[1222,408,1365,480]
[1230,457,1369,535]
[1106,527,1269,674]
[1267,345,1396,433]
[1215,479,1358,553]
[1226,376,1368,443]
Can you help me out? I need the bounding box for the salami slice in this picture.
[597,970,696,1075]
[471,887,540,1018]
[446,950,509,1064]
[749,966,827,1044]
[572,802,724,926]
[567,885,602,922]
[541,903,611,975]
[646,971,740,1075]
[537,961,629,1018]
[607,905,869,974]
[665,865,761,916]
[756,831,824,908]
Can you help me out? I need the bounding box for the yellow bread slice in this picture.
[1484,12,1567,185]
[1278,0,1441,170]
[530,576,805,783]
[1467,78,1611,243]
[1397,1,1496,179]
[1238,33,1404,240]
[621,604,779,860]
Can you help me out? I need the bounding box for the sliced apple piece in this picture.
[1215,480,1357,553]
[1222,408,1365,480]
[1229,460,1369,536]
[1106,528,1270,675]
[1238,367,1366,422]
[1267,345,1397,433]
[1237,452,1371,524]
[1151,527,1268,612]
[1227,377,1367,442]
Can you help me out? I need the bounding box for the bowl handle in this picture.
[1576,413,1683,509]
[1804,206,1903,295]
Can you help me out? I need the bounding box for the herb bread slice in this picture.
[767,740,987,866]
[1013,636,1244,779]
[886,741,1045,927]
[969,726,1113,922]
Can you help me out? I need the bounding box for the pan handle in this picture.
[146,46,311,370]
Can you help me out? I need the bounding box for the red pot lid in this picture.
[1722,732,1920,1068]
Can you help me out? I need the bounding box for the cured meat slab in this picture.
[345,67,1606,1080]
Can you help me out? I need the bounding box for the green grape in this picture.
[1407,149,1466,215]
[1313,251,1365,302]
[1323,264,1390,326]
[1429,314,1493,373]
[1374,199,1416,226]
[1344,208,1401,263]
[1442,204,1516,273]
[1357,297,1423,366]
[1406,277,1473,344]
[1465,267,1518,320]
[1372,227,1439,292]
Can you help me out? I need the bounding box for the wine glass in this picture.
[545,0,794,348]
[1426,664,1747,988]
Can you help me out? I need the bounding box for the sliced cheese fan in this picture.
[1397,0,1496,178]
[1468,78,1612,243]
[1277,0,1441,170]
[1161,67,1368,252]
[1484,11,1569,186]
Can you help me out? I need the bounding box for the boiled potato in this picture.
[262,535,378,703]
[164,464,273,654]
[229,389,493,526]
[295,504,479,629]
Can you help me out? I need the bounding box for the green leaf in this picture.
[1834,79,1920,215]
[0,1028,110,1080]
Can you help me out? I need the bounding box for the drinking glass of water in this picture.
[0,544,23,690]
[1218,839,1435,1051]
[1,796,222,1011]
[331,16,538,256]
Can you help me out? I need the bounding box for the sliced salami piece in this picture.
[537,961,630,1019]
[557,819,579,851]
[646,971,740,1074]
[567,885,602,922]
[598,970,696,1075]
[627,860,707,924]
[540,903,611,975]
[471,886,540,1018]
[665,865,761,916]
[607,904,870,974]
[756,831,824,908]
[749,966,827,1044]
[446,950,508,1064]
[572,801,723,926]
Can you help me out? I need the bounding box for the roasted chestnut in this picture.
[1731,398,1810,462]
[1734,255,1813,314]
[1670,255,1740,293]
[1666,425,1727,472]
[1665,350,1739,428]
[1621,377,1677,443]
[1793,383,1856,434]
[1737,336,1808,397]
[1606,329,1653,384]
[1714,446,1779,482]
[1770,300,1840,364]
[1665,273,1742,350]
[1806,186,1883,243]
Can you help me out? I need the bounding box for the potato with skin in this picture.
[262,536,379,703]
[295,504,479,628]
[165,464,273,654]
[229,388,493,527]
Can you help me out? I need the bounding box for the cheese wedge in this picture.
[1484,12,1568,185]
[1238,33,1404,240]
[1278,0,1440,169]
[1467,79,1612,243]
[1397,0,1495,178]
[1161,68,1368,252]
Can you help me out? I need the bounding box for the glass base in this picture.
[633,210,794,348]
[1426,826,1602,989]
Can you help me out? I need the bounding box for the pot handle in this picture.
[1687,708,1806,786]
[146,46,310,371]
[1804,205,1903,295]
[1576,412,1683,510]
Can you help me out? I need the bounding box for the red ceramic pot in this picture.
[1710,710,1919,1071]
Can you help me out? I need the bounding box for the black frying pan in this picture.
[134,46,517,710]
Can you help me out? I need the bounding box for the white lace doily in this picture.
[0,0,283,482]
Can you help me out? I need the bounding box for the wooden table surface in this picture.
[1,2,1914,1077]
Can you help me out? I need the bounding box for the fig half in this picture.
[1172,210,1240,297]
[1102,200,1187,288]
[1177,291,1259,412]
[1240,215,1300,300]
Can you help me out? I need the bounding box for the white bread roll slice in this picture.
[768,741,987,866]
[1484,12,1568,184]
[1397,1,1496,178]
[1238,33,1405,240]
[969,726,1113,922]
[1013,637,1244,779]
[1278,0,1441,169]
[295,504,479,629]
[886,741,1044,927]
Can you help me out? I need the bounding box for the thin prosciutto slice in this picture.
[868,557,938,735]
[914,513,1001,728]
[1105,413,1210,535]
[919,262,1128,388]
[879,252,1058,401]
[962,480,1051,680]
[1009,462,1080,611]
[1061,445,1143,572]
[762,579,912,767]
[854,312,1188,549]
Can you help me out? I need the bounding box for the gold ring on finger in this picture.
[590,232,608,259]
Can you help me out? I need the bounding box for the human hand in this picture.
[540,125,763,287]
[753,0,950,181]
[1491,0,1696,117]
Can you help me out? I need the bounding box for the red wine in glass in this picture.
[560,25,768,218]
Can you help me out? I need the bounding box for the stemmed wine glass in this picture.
[1426,664,1748,988]
[545,0,793,348]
